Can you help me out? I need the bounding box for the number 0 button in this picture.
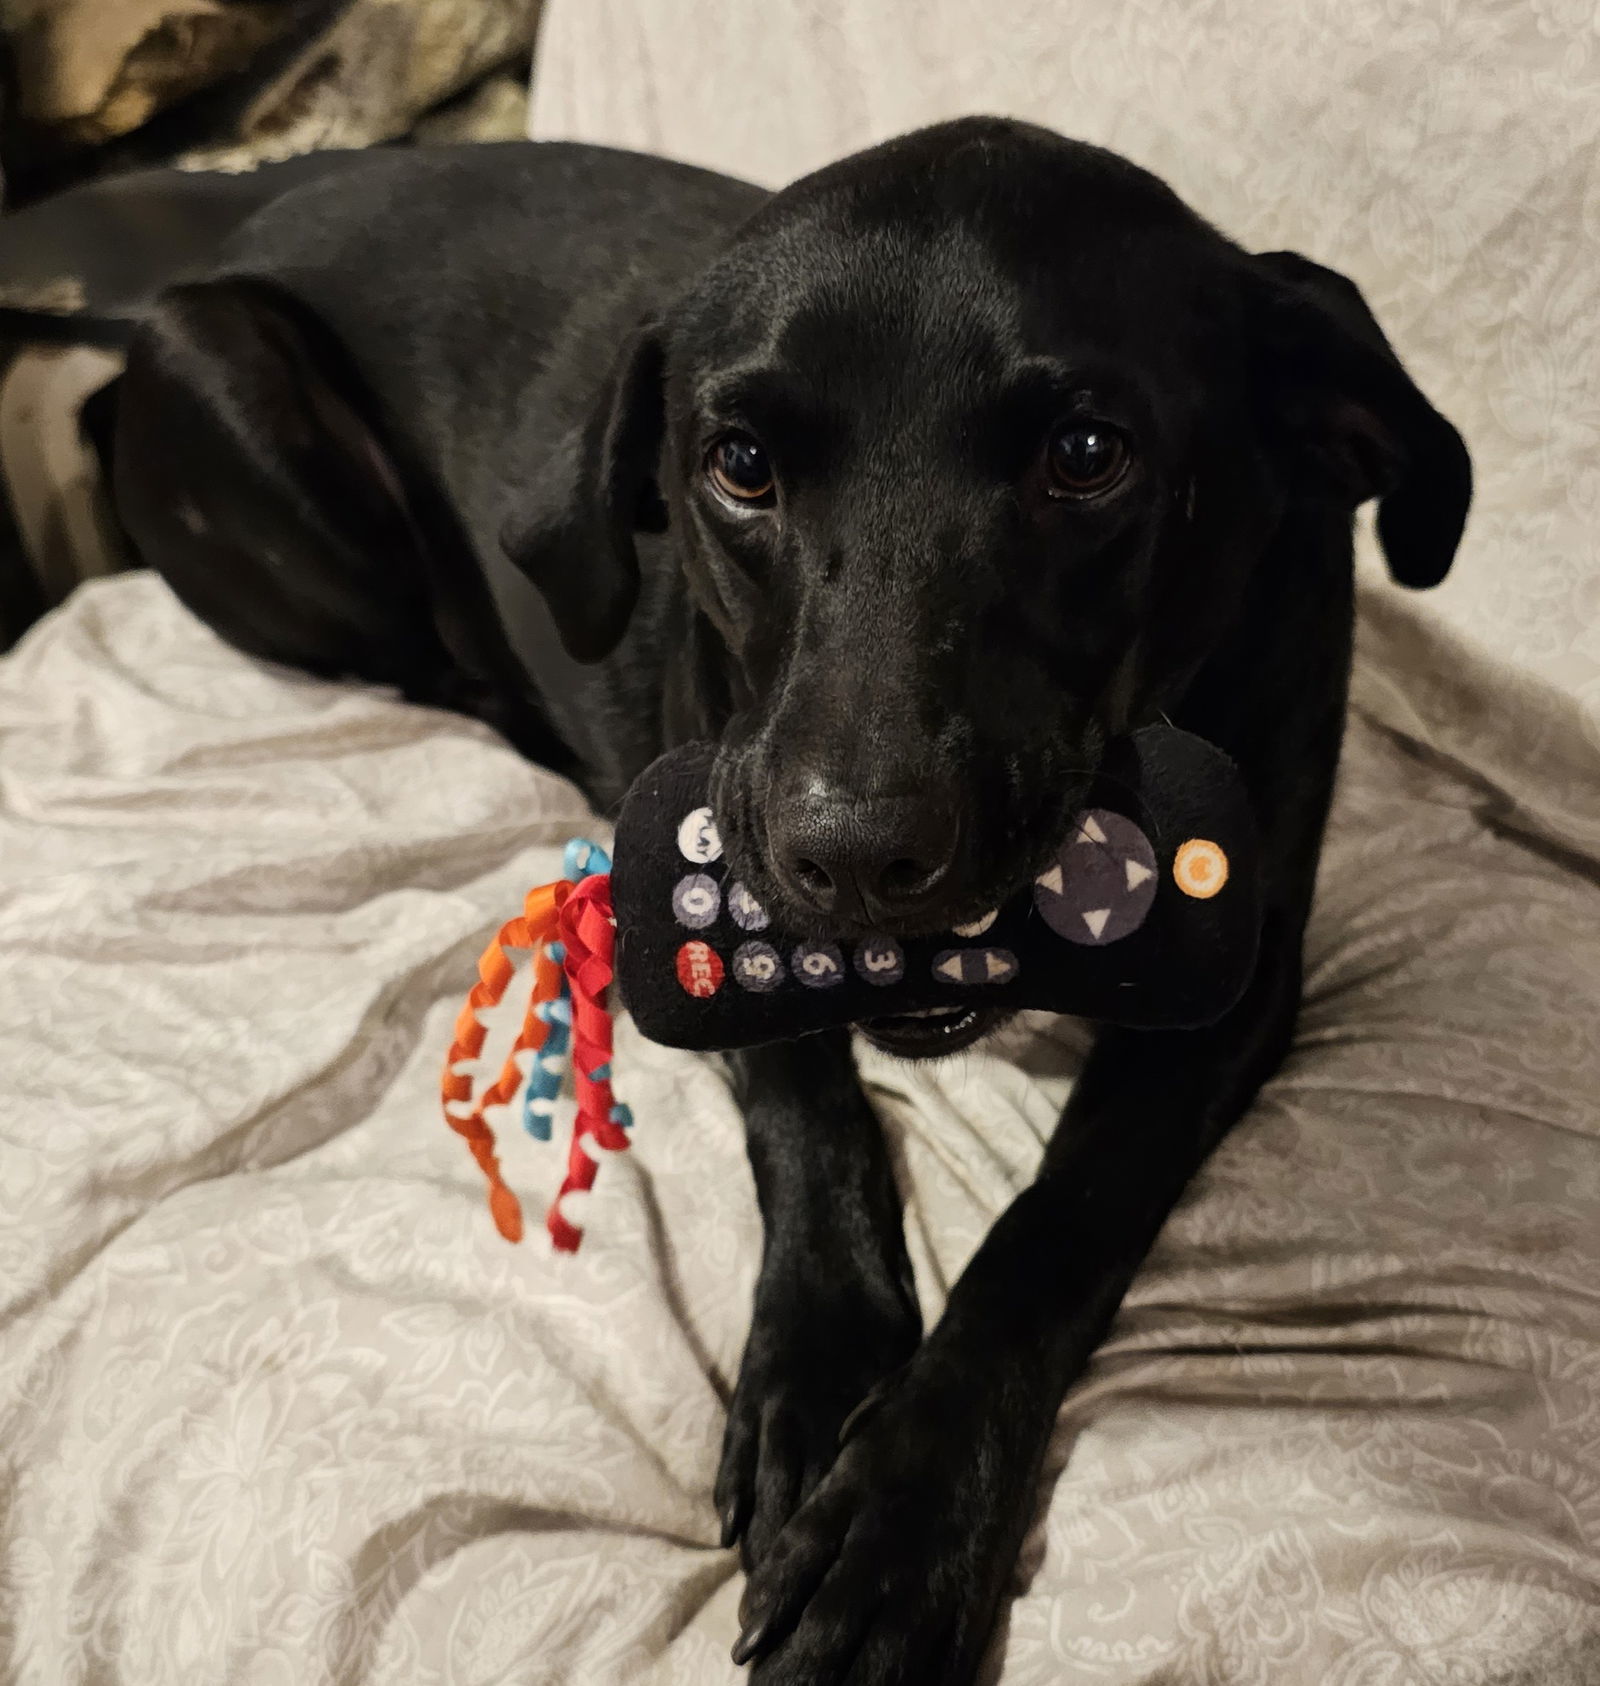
[672,873,720,930]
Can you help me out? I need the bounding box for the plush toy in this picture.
[442,723,1259,1251]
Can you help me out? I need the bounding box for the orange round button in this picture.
[1173,838,1228,899]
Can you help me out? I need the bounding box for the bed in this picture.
[3,2,1599,1680]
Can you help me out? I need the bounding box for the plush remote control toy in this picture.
[442,723,1259,1250]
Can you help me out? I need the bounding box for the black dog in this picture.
[99,120,1468,1684]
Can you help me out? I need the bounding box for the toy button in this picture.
[672,872,721,930]
[732,940,784,992]
[677,806,723,864]
[675,940,724,998]
[1173,838,1229,898]
[728,881,769,931]
[791,942,845,989]
[853,936,905,986]
[1035,808,1158,946]
[932,947,1018,985]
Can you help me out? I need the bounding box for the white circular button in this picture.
[677,806,723,864]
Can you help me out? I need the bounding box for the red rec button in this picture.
[675,940,725,998]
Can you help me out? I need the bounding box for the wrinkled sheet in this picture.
[2,572,1598,1684]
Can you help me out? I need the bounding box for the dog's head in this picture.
[505,118,1470,1053]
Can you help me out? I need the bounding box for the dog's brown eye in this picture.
[706,433,775,504]
[1045,424,1128,497]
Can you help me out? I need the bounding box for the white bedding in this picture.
[2,573,1598,1683]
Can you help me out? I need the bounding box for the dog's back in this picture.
[93,144,764,796]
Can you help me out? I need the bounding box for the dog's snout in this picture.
[770,787,959,926]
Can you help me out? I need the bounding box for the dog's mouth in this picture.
[858,1004,1000,1060]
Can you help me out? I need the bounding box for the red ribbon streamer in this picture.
[548,874,626,1252]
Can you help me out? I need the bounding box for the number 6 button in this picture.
[791,943,845,988]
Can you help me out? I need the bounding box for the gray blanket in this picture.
[2,574,1596,1683]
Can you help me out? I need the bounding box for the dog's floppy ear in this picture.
[1249,250,1471,588]
[499,322,667,663]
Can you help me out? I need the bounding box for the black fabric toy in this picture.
[444,723,1260,1250]
[612,723,1259,1047]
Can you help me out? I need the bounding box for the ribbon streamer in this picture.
[440,840,626,1252]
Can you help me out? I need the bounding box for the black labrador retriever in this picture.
[102,119,1469,1685]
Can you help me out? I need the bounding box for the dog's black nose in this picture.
[770,788,959,925]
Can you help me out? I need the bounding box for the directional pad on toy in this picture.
[1035,808,1159,945]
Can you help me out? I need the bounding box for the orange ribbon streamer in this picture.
[440,881,570,1242]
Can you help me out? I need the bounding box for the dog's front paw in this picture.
[732,1360,1022,1686]
[716,1270,919,1570]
